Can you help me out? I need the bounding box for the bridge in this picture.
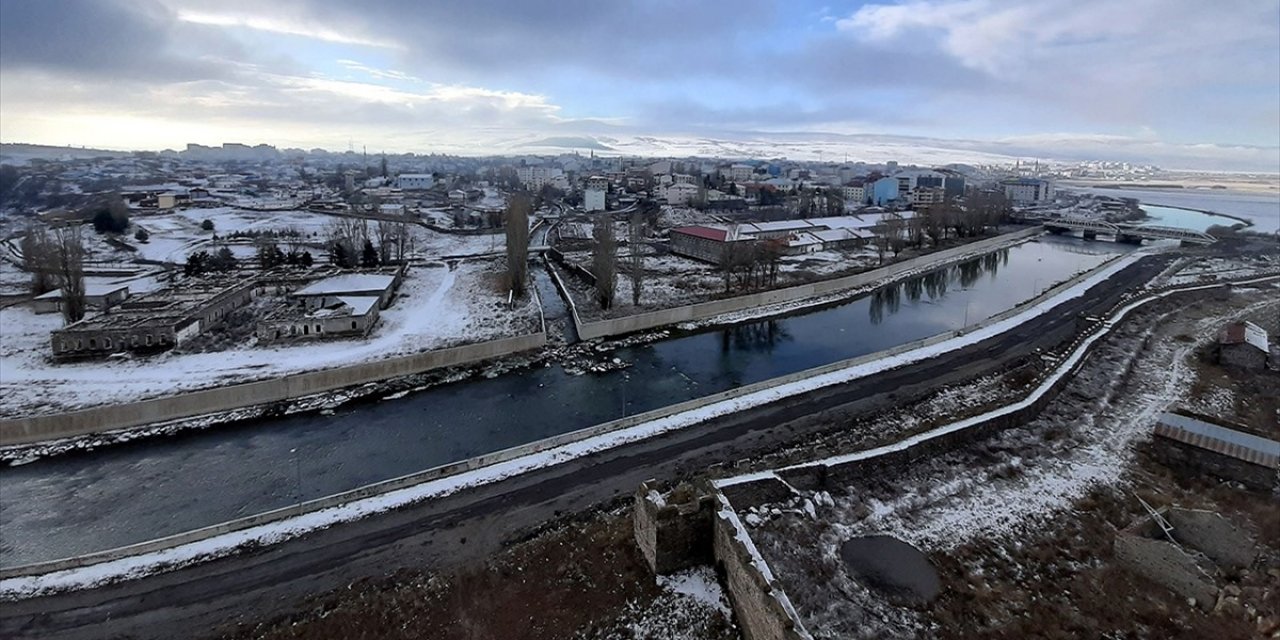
[1040,217,1216,245]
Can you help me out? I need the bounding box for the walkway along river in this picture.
[0,235,1129,567]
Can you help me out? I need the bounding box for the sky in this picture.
[1,0,1278,171]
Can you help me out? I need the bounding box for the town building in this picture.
[50,278,258,358]
[32,283,130,315]
[584,175,608,212]
[395,174,435,190]
[516,166,563,190]
[841,182,866,207]
[867,177,900,206]
[669,226,751,263]
[910,187,946,207]
[257,271,401,343]
[1001,178,1055,204]
[1218,320,1269,370]
[669,215,893,262]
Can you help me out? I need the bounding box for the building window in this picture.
[303,325,309,335]
[89,338,96,349]
[315,324,321,333]
[104,338,111,349]
[146,335,153,346]
[351,321,358,330]
[77,339,83,350]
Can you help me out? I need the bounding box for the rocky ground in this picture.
[221,508,737,640]
[745,286,1279,639]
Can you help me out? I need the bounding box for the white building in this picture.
[666,182,700,205]
[395,174,435,190]
[841,184,866,206]
[516,166,564,190]
[1001,178,1055,204]
[584,175,608,211]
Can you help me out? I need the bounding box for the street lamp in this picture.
[289,447,302,516]
[621,372,630,418]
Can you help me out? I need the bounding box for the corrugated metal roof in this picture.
[1154,412,1280,468]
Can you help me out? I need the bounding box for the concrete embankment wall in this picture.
[0,332,546,447]
[575,226,1044,340]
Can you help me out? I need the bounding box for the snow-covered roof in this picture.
[35,283,129,299]
[294,274,395,297]
[335,295,379,316]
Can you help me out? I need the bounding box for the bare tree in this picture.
[505,193,531,297]
[627,209,645,306]
[591,212,616,309]
[52,225,86,324]
[20,225,56,295]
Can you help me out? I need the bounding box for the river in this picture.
[0,234,1130,567]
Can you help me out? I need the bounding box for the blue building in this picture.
[868,176,899,205]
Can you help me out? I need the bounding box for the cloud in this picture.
[1,0,1276,170]
[174,9,401,49]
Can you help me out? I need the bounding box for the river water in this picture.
[0,235,1131,567]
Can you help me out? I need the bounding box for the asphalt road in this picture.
[0,255,1171,640]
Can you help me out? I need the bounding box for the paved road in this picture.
[0,255,1171,640]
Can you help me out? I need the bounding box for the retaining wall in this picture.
[0,331,546,447]
[575,226,1044,340]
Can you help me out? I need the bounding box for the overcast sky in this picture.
[1,0,1278,170]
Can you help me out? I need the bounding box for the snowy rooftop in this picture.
[35,283,129,300]
[294,274,395,297]
[334,295,379,316]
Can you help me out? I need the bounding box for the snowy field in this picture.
[0,259,539,417]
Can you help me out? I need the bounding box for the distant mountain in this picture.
[0,143,132,164]
[517,136,615,151]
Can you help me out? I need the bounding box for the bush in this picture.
[201,219,215,231]
[134,227,150,243]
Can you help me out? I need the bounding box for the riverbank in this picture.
[0,247,1156,586]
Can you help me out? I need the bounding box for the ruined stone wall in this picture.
[1114,534,1218,609]
[633,481,715,575]
[1150,437,1278,492]
[1167,508,1259,569]
[712,504,809,640]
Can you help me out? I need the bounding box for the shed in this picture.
[1218,321,1268,370]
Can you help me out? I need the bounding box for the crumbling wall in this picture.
[1114,534,1218,609]
[1150,437,1277,491]
[713,501,809,640]
[1167,508,1258,569]
[633,481,716,575]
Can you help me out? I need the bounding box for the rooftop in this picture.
[294,273,396,297]
[1219,321,1268,352]
[1154,412,1280,468]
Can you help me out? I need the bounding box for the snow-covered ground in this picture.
[0,259,539,417]
[0,251,1169,595]
[735,290,1279,639]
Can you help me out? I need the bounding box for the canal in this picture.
[0,235,1128,567]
